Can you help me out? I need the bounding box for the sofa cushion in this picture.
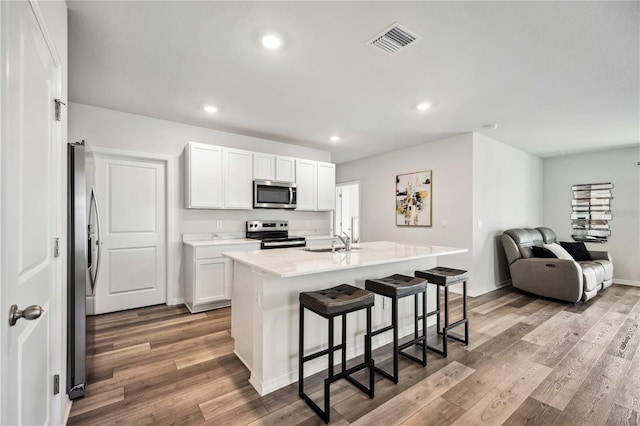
[531,246,557,258]
[582,267,599,292]
[594,259,613,280]
[560,241,592,261]
[581,259,613,281]
[580,261,606,285]
[536,227,557,244]
[505,228,537,247]
[544,243,574,260]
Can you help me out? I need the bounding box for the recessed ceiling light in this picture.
[261,34,282,50]
[416,102,432,111]
[204,105,218,113]
[330,135,340,142]
[483,123,499,129]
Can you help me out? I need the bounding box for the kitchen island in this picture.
[224,241,467,396]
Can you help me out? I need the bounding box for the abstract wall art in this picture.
[396,170,432,226]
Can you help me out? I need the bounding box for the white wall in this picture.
[69,103,333,303]
[337,133,474,287]
[472,134,543,295]
[337,132,544,296]
[543,146,640,285]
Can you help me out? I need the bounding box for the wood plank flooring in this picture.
[68,284,640,425]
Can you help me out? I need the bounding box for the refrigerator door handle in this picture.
[89,185,102,295]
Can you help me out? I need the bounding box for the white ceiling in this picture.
[68,1,639,164]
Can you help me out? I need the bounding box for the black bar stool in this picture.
[299,284,375,424]
[364,274,428,383]
[415,267,469,357]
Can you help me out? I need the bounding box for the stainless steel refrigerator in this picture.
[67,141,102,400]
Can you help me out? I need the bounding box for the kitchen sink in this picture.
[302,247,361,253]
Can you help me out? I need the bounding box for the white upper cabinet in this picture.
[275,156,296,183]
[254,153,296,183]
[317,162,336,211]
[186,142,223,208]
[296,159,336,211]
[253,153,275,181]
[185,142,252,210]
[224,148,253,209]
[295,159,317,211]
[186,141,334,211]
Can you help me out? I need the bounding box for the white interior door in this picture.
[1,1,62,424]
[94,156,166,314]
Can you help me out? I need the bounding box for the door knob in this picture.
[9,304,44,326]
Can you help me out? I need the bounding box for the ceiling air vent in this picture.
[367,23,419,56]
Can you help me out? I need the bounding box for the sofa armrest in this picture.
[588,250,612,262]
[510,258,583,303]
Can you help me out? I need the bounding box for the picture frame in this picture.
[396,170,432,227]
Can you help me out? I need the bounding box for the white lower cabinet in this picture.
[194,257,231,304]
[183,241,259,312]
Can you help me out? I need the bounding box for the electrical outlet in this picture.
[216,220,223,229]
[477,220,483,229]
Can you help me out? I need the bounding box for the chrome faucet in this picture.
[334,232,351,251]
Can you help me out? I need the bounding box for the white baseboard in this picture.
[62,398,72,425]
[448,280,511,297]
[85,296,95,315]
[168,298,184,306]
[614,279,640,287]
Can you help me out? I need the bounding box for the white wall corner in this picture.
[169,298,185,306]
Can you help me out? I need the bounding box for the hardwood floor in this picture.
[68,284,640,425]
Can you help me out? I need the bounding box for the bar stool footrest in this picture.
[447,334,468,345]
[302,343,346,363]
[399,350,427,366]
[371,324,394,337]
[425,343,445,357]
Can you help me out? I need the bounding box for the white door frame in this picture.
[91,147,176,307]
[335,181,361,242]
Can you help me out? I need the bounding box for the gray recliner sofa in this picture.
[501,227,613,303]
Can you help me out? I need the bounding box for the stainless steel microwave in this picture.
[253,180,297,209]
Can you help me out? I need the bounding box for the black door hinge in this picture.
[54,99,66,122]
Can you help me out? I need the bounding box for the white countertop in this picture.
[223,241,467,278]
[183,235,336,247]
[184,238,259,247]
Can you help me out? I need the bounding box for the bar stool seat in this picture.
[299,284,375,424]
[415,267,469,357]
[365,274,428,384]
[300,284,374,316]
[365,275,427,298]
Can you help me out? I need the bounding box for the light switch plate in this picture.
[441,219,447,228]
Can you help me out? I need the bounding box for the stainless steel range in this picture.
[246,220,306,249]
